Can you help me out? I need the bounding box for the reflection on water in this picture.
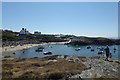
[7,44,119,59]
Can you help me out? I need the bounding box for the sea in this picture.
[9,44,119,60]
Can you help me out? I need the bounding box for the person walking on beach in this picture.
[105,46,110,61]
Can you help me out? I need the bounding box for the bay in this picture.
[14,44,119,60]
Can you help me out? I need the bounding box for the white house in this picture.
[19,28,29,35]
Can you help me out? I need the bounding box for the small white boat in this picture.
[97,47,101,49]
[75,48,81,51]
[98,51,103,54]
[97,47,104,51]
[43,51,52,55]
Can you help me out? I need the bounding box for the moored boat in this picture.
[114,48,117,50]
[98,51,103,54]
[35,49,43,52]
[87,46,91,49]
[91,49,94,51]
[75,48,81,51]
[43,51,52,55]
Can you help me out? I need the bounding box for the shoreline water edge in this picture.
[1,42,67,53]
[1,41,119,60]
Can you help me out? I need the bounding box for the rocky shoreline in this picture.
[2,55,120,80]
[70,57,119,79]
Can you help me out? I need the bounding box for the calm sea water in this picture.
[13,44,119,60]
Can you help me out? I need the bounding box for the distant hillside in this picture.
[79,36,109,41]
[2,30,20,41]
[67,36,120,45]
[2,30,65,42]
[2,29,120,45]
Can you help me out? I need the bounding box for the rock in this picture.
[3,57,14,60]
[46,59,57,63]
[96,73,102,78]
[69,58,118,78]
[4,56,11,58]
[57,55,65,59]
[68,59,73,62]
[66,56,82,63]
[112,69,117,72]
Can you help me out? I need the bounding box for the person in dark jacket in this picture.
[105,46,110,61]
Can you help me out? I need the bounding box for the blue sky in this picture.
[2,2,118,38]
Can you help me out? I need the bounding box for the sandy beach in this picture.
[2,44,41,53]
[1,42,67,53]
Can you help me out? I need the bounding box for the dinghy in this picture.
[43,51,52,55]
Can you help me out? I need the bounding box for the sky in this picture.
[1,0,120,2]
[2,2,118,38]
